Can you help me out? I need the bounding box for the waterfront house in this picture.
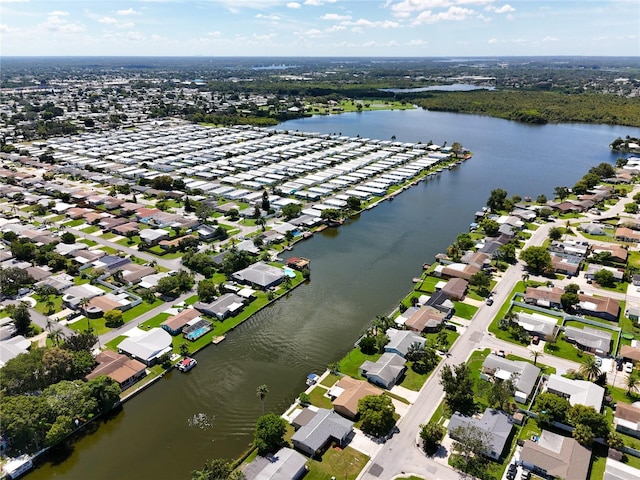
[86,350,147,391]
[434,262,480,281]
[161,308,201,336]
[291,408,354,457]
[329,376,384,419]
[384,328,425,358]
[614,402,640,439]
[193,293,244,320]
[441,278,468,301]
[404,306,445,333]
[242,447,308,480]
[519,430,591,480]
[420,290,454,318]
[232,262,285,290]
[447,408,513,460]
[545,374,604,410]
[117,327,173,366]
[481,354,541,403]
[360,352,406,389]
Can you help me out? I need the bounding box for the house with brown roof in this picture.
[461,251,491,270]
[524,286,564,309]
[329,376,383,419]
[159,234,197,250]
[620,345,640,363]
[520,430,591,480]
[591,244,628,263]
[404,306,445,333]
[120,202,146,215]
[66,207,93,219]
[441,278,468,301]
[86,294,129,318]
[112,221,140,235]
[435,262,480,281]
[161,308,201,336]
[86,350,147,390]
[614,403,640,439]
[615,227,640,243]
[120,264,156,284]
[550,253,581,276]
[577,294,620,321]
[83,211,109,225]
[99,216,127,230]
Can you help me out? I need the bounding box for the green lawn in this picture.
[338,349,381,380]
[121,298,165,323]
[105,335,127,351]
[83,225,101,234]
[453,301,478,320]
[398,363,430,391]
[321,373,340,387]
[304,446,368,480]
[308,386,333,409]
[544,319,620,363]
[68,316,111,336]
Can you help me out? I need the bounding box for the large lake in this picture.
[29,110,640,479]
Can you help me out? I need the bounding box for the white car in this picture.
[625,362,634,374]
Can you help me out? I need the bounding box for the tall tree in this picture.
[440,363,475,416]
[579,355,602,382]
[12,301,31,335]
[253,413,287,456]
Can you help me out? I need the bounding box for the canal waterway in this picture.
[30,110,640,479]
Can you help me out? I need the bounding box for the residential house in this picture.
[139,228,170,245]
[360,352,406,389]
[545,374,605,410]
[616,227,640,243]
[620,344,640,363]
[448,408,513,460]
[441,278,468,301]
[604,458,640,480]
[112,222,140,236]
[117,328,173,366]
[93,254,131,272]
[481,354,541,403]
[404,306,445,333]
[549,241,589,258]
[584,265,624,282]
[434,262,480,281]
[516,312,560,341]
[420,290,454,318]
[577,294,620,321]
[242,447,308,480]
[119,264,156,284]
[232,262,285,290]
[550,253,581,276]
[35,272,75,292]
[86,350,147,390]
[519,430,591,480]
[329,376,383,419]
[563,326,612,355]
[591,244,628,264]
[193,293,245,320]
[85,294,128,318]
[384,328,425,358]
[614,403,640,439]
[161,308,201,336]
[0,335,31,368]
[461,251,491,270]
[291,408,354,457]
[62,284,104,309]
[524,287,564,309]
[581,223,606,236]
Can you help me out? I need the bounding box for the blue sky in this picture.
[1,0,638,57]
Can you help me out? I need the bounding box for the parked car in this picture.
[595,357,602,367]
[616,359,624,371]
[531,336,540,345]
[485,298,494,306]
[497,350,506,358]
[625,362,634,374]
[444,323,457,332]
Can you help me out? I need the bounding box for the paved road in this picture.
[357,188,640,480]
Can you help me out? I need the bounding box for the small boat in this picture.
[306,373,320,386]
[178,357,197,372]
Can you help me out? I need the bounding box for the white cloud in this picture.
[542,36,558,43]
[412,6,475,24]
[207,31,222,37]
[301,28,324,37]
[343,18,400,28]
[286,2,301,8]
[98,17,119,25]
[117,8,141,16]
[48,10,69,16]
[326,24,346,32]
[392,0,452,14]
[304,0,324,4]
[127,31,145,41]
[256,13,281,21]
[0,23,18,33]
[321,13,351,21]
[488,37,498,43]
[485,4,514,13]
[407,39,427,46]
[41,11,85,34]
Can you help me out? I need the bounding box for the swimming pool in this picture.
[282,267,296,278]
[185,326,210,341]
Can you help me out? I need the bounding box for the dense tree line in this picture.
[412,90,640,127]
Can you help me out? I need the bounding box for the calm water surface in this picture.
[30,111,640,479]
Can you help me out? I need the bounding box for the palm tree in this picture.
[579,355,601,382]
[45,298,55,315]
[79,297,90,314]
[256,384,268,415]
[49,327,63,347]
[530,350,543,366]
[626,373,640,397]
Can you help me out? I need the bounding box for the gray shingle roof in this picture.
[291,408,353,453]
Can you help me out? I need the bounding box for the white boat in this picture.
[177,357,197,372]
[306,373,319,386]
